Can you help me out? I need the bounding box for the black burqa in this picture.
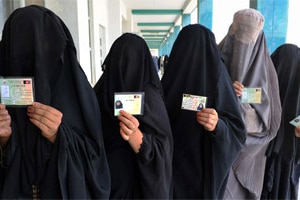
[0,5,110,199]
[93,33,173,199]
[161,24,247,199]
[262,44,300,199]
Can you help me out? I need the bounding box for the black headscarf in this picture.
[262,43,300,199]
[94,33,173,199]
[0,5,110,199]
[161,24,246,199]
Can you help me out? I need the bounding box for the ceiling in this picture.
[121,0,196,49]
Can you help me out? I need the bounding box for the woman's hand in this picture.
[295,126,300,137]
[117,110,143,153]
[233,81,244,97]
[0,104,12,148]
[27,102,63,143]
[196,108,219,132]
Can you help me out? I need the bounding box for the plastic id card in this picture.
[0,77,35,106]
[290,115,300,127]
[114,92,144,116]
[181,93,207,111]
[241,88,262,104]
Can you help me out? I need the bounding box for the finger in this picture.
[0,104,6,110]
[0,126,11,133]
[197,116,216,126]
[118,115,135,130]
[0,117,11,127]
[233,81,244,88]
[197,118,216,131]
[0,105,12,138]
[29,114,59,134]
[119,110,131,118]
[31,102,62,118]
[233,82,244,93]
[0,109,8,116]
[118,110,139,129]
[0,110,11,128]
[119,128,130,141]
[27,110,60,129]
[295,127,300,137]
[27,103,62,137]
[0,105,9,118]
[200,118,217,131]
[204,125,216,131]
[201,108,215,114]
[235,89,243,97]
[196,109,218,130]
[199,108,218,118]
[0,111,10,121]
[28,103,62,125]
[119,121,134,136]
[29,117,50,131]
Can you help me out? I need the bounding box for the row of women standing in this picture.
[0,5,299,200]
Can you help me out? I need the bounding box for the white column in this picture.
[107,0,122,49]
[286,0,300,47]
[45,0,92,83]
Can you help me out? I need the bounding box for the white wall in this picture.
[212,0,249,43]
[107,0,122,49]
[77,0,91,82]
[121,0,133,34]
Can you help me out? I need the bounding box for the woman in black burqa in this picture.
[93,33,173,199]
[0,5,110,199]
[161,24,247,199]
[262,43,300,199]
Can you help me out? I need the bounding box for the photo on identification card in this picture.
[114,92,144,116]
[241,88,262,104]
[181,93,207,111]
[289,115,300,127]
[0,77,35,106]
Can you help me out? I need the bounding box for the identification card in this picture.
[114,92,144,116]
[290,115,300,127]
[181,93,207,111]
[0,77,35,106]
[241,88,262,104]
